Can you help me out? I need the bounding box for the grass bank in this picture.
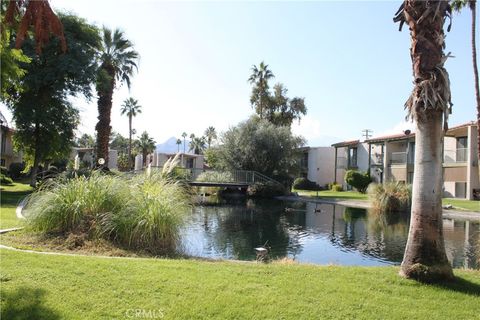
[1,248,479,319]
[443,198,480,212]
[294,190,479,212]
[0,182,32,229]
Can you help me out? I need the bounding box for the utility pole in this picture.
[362,129,373,140]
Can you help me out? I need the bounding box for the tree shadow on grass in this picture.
[430,276,480,297]
[1,286,61,320]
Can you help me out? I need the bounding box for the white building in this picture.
[299,147,336,188]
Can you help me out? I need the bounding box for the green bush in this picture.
[344,170,372,193]
[24,171,190,254]
[329,183,343,192]
[0,166,8,176]
[247,182,286,198]
[368,182,411,213]
[0,173,13,185]
[293,177,321,191]
[195,171,234,183]
[8,162,25,180]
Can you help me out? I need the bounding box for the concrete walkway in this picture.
[277,195,480,221]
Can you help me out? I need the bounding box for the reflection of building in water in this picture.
[443,219,480,269]
[302,203,479,268]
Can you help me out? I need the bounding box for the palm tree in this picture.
[204,126,217,148]
[95,27,139,167]
[181,132,187,153]
[394,0,453,281]
[452,0,480,158]
[176,138,182,153]
[248,61,274,119]
[189,136,206,155]
[136,131,156,166]
[120,97,142,169]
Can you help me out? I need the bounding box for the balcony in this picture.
[444,148,468,164]
[390,152,407,165]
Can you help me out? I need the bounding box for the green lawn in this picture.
[1,248,479,319]
[295,190,479,212]
[0,182,33,229]
[443,198,480,212]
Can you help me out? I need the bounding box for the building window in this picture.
[0,159,5,167]
[456,137,468,162]
[348,147,357,168]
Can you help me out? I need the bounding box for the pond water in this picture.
[181,199,480,268]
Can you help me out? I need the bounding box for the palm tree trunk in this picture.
[400,112,453,281]
[128,115,132,169]
[95,65,115,168]
[470,1,480,159]
[30,121,41,187]
[398,0,453,282]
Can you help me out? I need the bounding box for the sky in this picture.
[1,0,477,146]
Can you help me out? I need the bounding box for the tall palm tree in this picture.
[95,27,138,167]
[204,126,217,148]
[120,97,142,169]
[189,136,206,155]
[394,0,453,282]
[136,131,156,166]
[176,138,182,153]
[452,0,480,158]
[181,132,187,153]
[248,61,274,119]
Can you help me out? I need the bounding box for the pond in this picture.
[181,199,480,269]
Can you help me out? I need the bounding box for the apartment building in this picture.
[330,121,479,200]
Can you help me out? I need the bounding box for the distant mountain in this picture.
[156,136,189,154]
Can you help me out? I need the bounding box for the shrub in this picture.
[0,173,13,185]
[8,162,25,179]
[344,170,372,193]
[292,177,321,191]
[196,171,234,183]
[247,182,286,198]
[0,166,8,176]
[368,182,411,213]
[329,183,343,192]
[24,170,190,254]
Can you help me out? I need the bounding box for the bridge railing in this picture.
[143,167,281,186]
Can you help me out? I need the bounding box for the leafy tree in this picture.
[136,131,156,166]
[76,133,95,148]
[248,61,274,119]
[110,132,129,155]
[95,28,138,166]
[204,126,217,148]
[0,28,30,102]
[7,13,100,186]
[120,97,142,169]
[217,117,305,183]
[204,147,220,168]
[189,136,206,155]
[266,83,307,127]
[394,0,453,281]
[451,0,480,157]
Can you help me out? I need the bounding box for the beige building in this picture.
[331,121,479,200]
[365,122,479,200]
[0,112,22,168]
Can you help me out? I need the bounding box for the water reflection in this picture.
[181,199,479,268]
